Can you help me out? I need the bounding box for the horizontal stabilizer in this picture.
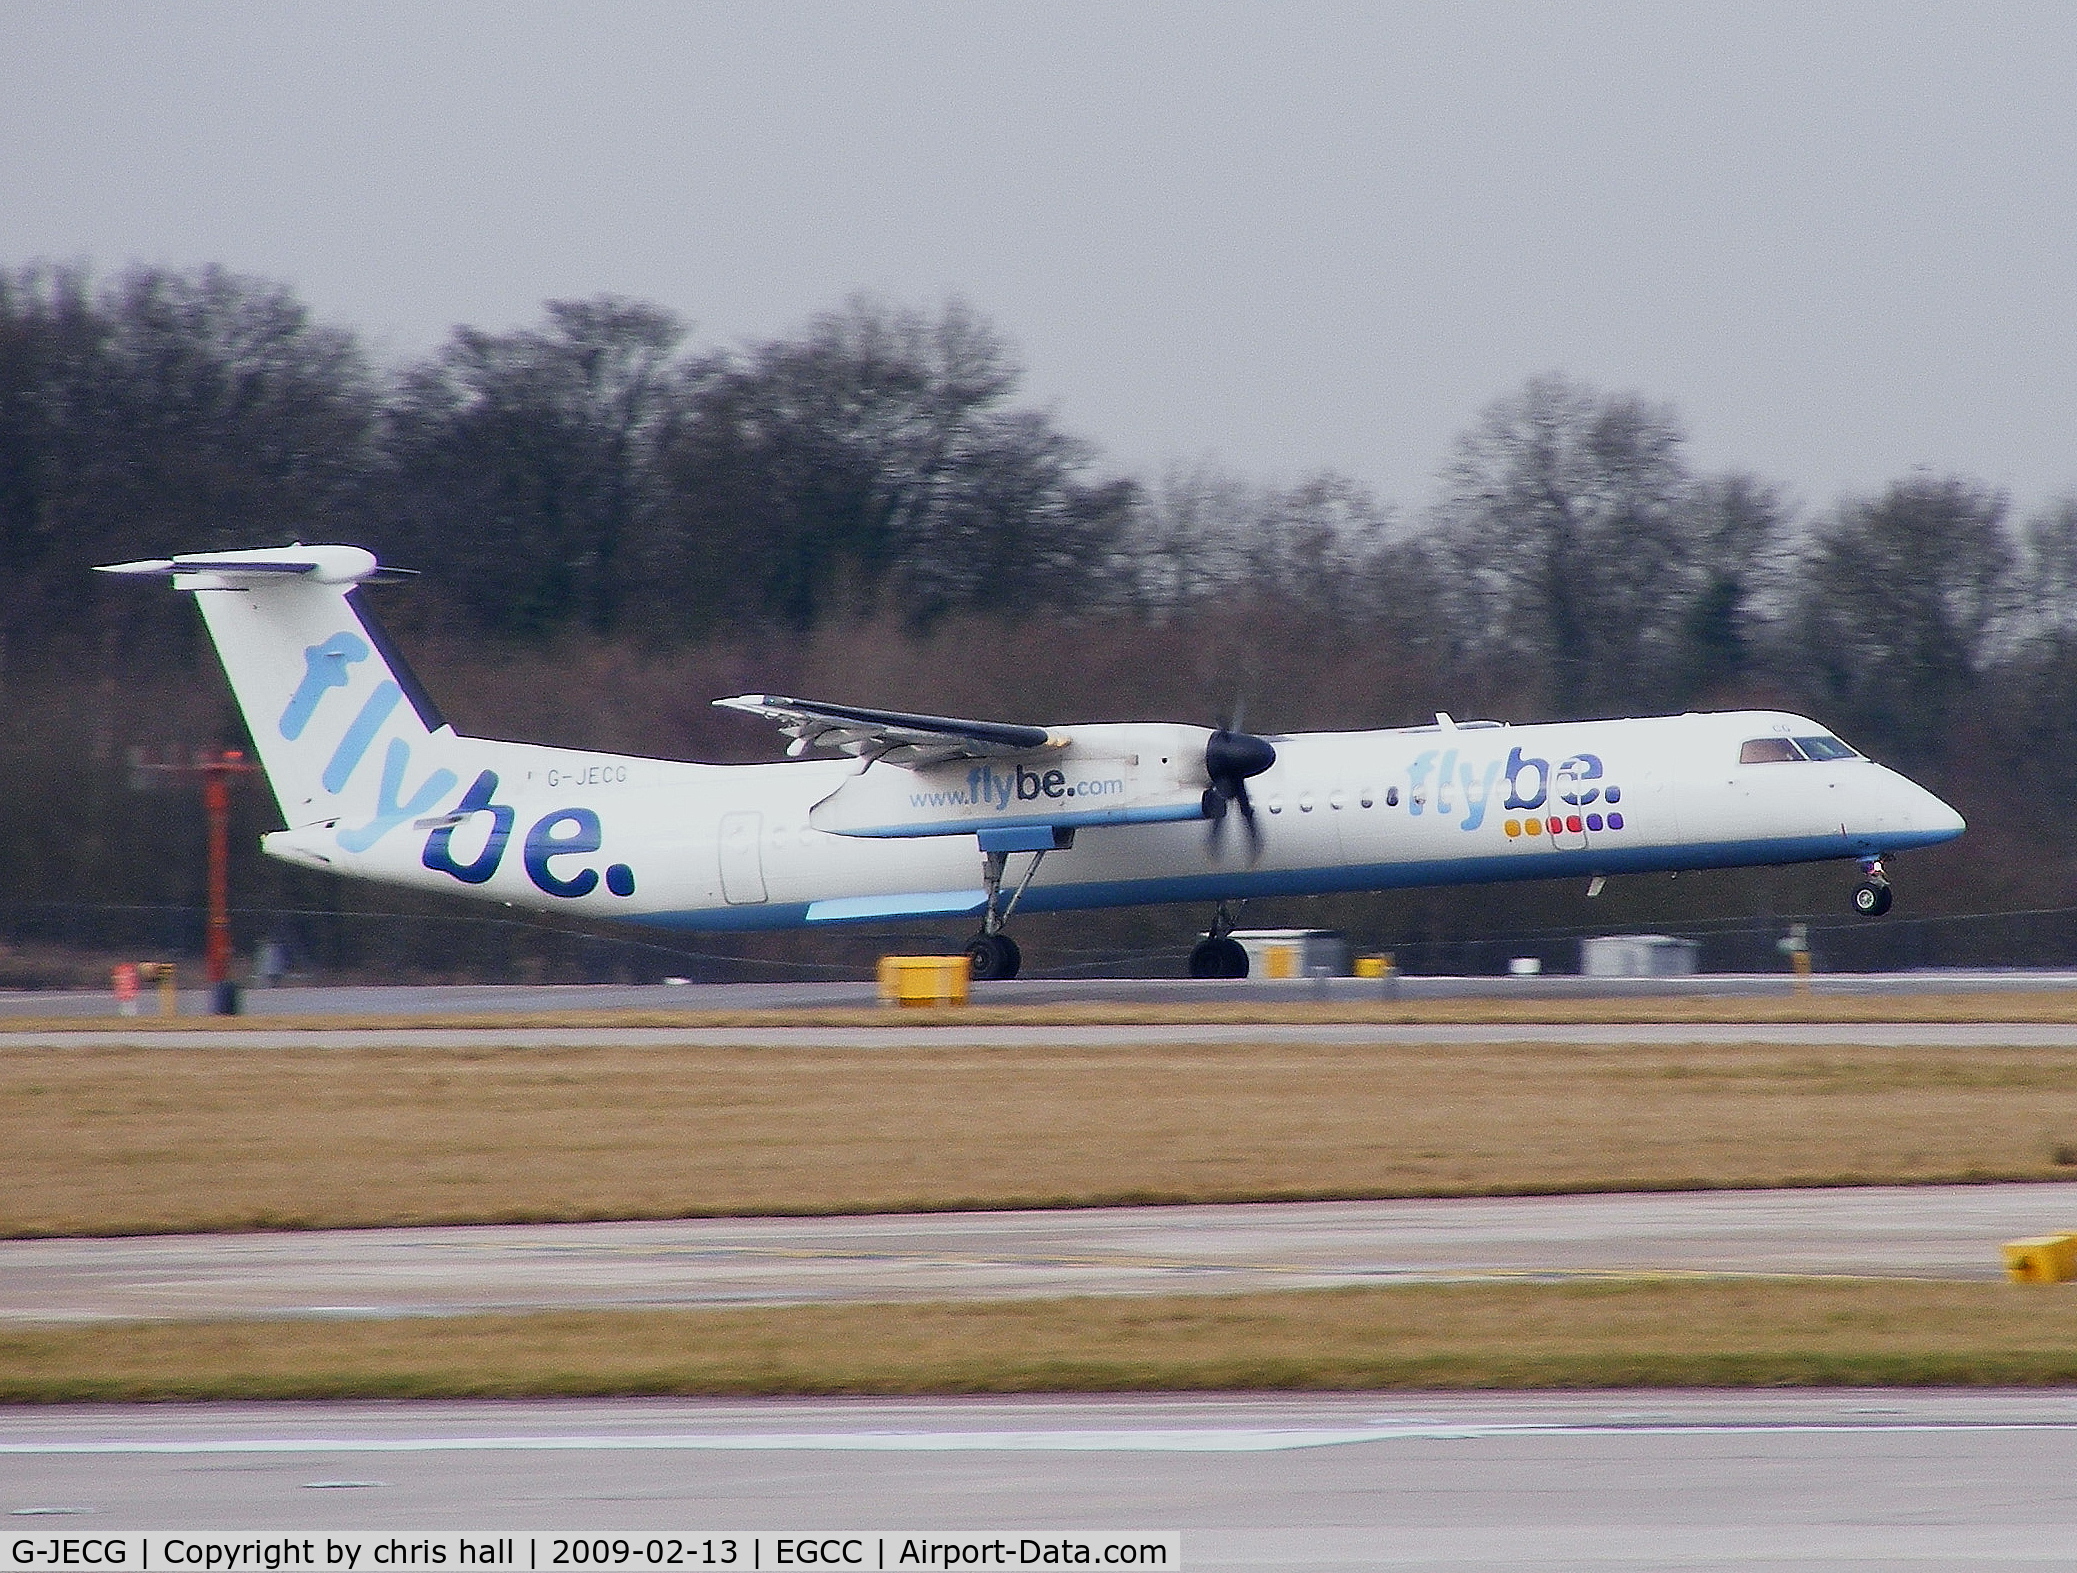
[96,545,415,586]
[98,540,447,825]
[716,693,1063,767]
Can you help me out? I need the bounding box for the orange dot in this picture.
[1525,818,1542,836]
[1504,819,1521,837]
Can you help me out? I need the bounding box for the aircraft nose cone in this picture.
[1925,791,1967,839]
[1885,772,1966,846]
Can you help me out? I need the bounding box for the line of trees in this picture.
[1,261,2071,979]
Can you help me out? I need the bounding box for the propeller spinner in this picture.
[1203,728,1277,857]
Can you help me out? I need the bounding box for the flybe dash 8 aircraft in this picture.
[100,544,1967,980]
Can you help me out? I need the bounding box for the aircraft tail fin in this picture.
[97,545,457,828]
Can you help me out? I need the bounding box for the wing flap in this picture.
[715,693,1064,767]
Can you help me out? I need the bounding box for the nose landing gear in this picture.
[1852,856,1893,917]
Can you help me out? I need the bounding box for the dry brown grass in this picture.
[6,1037,2077,1236]
[17,990,2077,1033]
[6,1279,2077,1400]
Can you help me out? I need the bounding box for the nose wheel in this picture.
[1853,857,1893,917]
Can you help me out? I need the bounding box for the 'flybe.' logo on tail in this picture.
[282,632,636,901]
[280,632,369,740]
[422,769,636,898]
[281,633,458,851]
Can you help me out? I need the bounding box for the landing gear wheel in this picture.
[1188,936,1249,979]
[965,931,1022,981]
[1852,880,1893,917]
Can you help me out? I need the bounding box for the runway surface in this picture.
[8,969,2077,1018]
[10,1184,2072,1321]
[7,1391,2077,1566]
[11,1020,2077,1049]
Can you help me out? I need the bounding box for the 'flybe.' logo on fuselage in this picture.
[280,633,636,901]
[908,764,1127,814]
[1405,745,1629,841]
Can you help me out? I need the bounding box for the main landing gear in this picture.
[1852,856,1894,917]
[1188,901,1249,979]
[966,930,1022,981]
[964,839,1059,982]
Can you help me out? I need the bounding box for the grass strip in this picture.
[16,990,2077,1032]
[7,1039,2077,1237]
[6,1280,2077,1402]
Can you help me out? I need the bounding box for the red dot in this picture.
[1547,816,1562,834]
[1567,815,1583,834]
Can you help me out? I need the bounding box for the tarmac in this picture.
[11,967,2077,1018]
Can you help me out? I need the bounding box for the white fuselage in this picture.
[262,709,1966,933]
[95,549,1963,939]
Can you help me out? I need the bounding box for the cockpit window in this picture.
[1794,734,1860,762]
[1739,737,1803,764]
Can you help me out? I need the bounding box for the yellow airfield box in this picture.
[2002,1233,2077,1284]
[877,954,972,1008]
[1231,929,1350,979]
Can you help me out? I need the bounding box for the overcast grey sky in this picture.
[6,2,2074,519]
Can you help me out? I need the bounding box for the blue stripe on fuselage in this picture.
[632,830,1950,933]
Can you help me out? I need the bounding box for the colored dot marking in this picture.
[1606,786,1621,804]
[1586,813,1603,831]
[1504,819,1521,837]
[1525,818,1542,836]
[1566,815,1583,834]
[1547,817,1562,834]
[1608,812,1624,830]
[605,863,636,896]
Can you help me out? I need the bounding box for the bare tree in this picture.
[646,296,1121,634]
[2014,494,2077,644]
[1434,373,1698,718]
[1675,471,1795,704]
[2,264,376,669]
[1786,474,2016,764]
[380,296,688,638]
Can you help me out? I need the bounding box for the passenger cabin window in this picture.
[1739,737,1803,764]
[1794,734,1859,761]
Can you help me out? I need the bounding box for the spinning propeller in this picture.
[1203,724,1276,858]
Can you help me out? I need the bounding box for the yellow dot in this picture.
[1504,819,1521,837]
[1525,818,1542,836]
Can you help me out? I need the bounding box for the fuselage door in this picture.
[718,811,768,904]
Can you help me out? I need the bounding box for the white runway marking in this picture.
[10,1396,2077,1554]
[0,1427,1421,1453]
[8,1417,2077,1455]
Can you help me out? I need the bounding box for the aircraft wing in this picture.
[714,694,1066,768]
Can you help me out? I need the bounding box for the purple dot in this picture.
[1606,785,1621,804]
[1586,813,1603,831]
[1607,812,1624,831]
